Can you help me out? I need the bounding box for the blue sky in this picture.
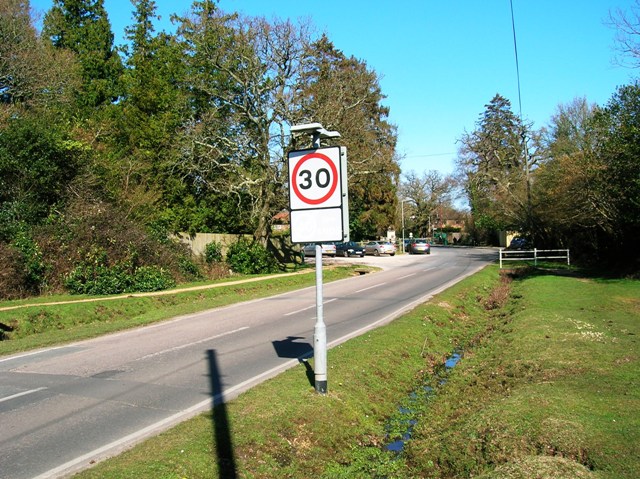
[30,0,638,177]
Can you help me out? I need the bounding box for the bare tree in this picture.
[174,3,314,243]
[0,0,79,122]
[400,170,455,237]
[608,0,640,68]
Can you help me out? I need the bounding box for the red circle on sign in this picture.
[291,152,339,205]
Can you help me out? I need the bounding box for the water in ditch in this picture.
[384,350,463,453]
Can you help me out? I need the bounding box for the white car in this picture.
[301,243,336,258]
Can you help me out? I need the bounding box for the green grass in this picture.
[0,265,368,356]
[399,269,640,479]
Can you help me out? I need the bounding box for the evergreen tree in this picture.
[105,0,190,225]
[0,117,85,240]
[457,94,540,243]
[592,83,640,266]
[298,35,400,239]
[42,0,123,111]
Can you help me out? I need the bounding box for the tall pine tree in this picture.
[43,0,123,111]
[457,94,540,243]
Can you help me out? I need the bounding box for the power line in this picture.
[510,0,533,207]
[510,0,524,123]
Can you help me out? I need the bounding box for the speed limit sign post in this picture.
[288,145,348,394]
[288,146,347,243]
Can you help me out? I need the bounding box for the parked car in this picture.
[507,237,530,250]
[335,241,365,257]
[364,241,396,256]
[407,238,431,254]
[301,243,336,258]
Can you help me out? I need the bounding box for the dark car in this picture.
[335,241,365,257]
[406,238,431,254]
[508,237,530,250]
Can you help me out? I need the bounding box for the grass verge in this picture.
[402,268,639,479]
[69,265,639,479]
[0,265,369,356]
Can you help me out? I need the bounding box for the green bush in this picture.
[65,263,127,295]
[132,266,176,292]
[65,262,175,295]
[178,255,202,279]
[12,231,47,293]
[204,241,223,264]
[226,238,279,275]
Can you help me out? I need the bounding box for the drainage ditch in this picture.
[384,349,463,453]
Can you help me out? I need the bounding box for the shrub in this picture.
[204,241,223,264]
[132,266,176,292]
[0,200,202,298]
[226,238,279,275]
[65,263,128,295]
[0,243,29,299]
[65,262,175,295]
[41,201,200,290]
[12,231,47,293]
[178,255,202,279]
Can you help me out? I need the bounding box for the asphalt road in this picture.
[0,246,496,479]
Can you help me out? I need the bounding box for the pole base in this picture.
[315,380,327,394]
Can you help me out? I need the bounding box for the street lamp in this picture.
[401,199,412,254]
[290,122,340,148]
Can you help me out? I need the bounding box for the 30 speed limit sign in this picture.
[289,148,341,210]
[288,146,348,243]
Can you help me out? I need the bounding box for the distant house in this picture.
[432,211,466,244]
[272,210,290,233]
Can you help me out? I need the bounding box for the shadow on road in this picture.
[207,349,238,479]
[272,336,314,387]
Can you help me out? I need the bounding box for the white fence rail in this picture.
[499,248,570,268]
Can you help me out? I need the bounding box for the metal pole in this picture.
[314,243,327,393]
[312,134,327,393]
[401,200,405,254]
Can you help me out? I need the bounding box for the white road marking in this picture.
[398,273,416,280]
[0,387,48,403]
[32,357,315,479]
[284,298,337,316]
[136,327,249,361]
[0,346,70,363]
[355,283,386,293]
[33,257,492,479]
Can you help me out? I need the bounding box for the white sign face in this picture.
[288,147,341,210]
[290,208,343,243]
